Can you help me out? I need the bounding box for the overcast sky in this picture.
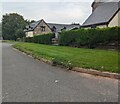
[1,0,94,24]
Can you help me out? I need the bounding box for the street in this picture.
[2,43,118,102]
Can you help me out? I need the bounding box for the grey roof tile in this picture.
[82,2,120,27]
[48,23,80,32]
[24,20,80,32]
[24,20,42,32]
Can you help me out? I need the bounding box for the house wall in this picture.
[108,10,120,27]
[83,25,107,29]
[82,27,91,29]
[26,31,33,37]
[97,25,107,28]
[33,20,52,35]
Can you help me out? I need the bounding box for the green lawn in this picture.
[13,42,119,73]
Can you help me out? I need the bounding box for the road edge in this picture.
[13,46,120,80]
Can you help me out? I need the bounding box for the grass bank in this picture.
[13,42,119,73]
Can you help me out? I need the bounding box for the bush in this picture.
[59,27,120,48]
[25,33,54,45]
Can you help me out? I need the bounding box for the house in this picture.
[48,23,80,38]
[24,19,80,38]
[24,19,52,37]
[82,0,120,28]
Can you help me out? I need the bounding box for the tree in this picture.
[2,13,27,40]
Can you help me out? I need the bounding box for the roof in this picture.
[82,1,120,27]
[24,20,80,32]
[48,23,80,32]
[24,20,42,32]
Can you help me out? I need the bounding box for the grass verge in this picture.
[13,42,119,73]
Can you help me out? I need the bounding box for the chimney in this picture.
[91,0,103,12]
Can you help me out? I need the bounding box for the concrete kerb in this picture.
[72,67,120,79]
[13,47,120,80]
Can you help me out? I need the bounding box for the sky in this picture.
[1,0,94,24]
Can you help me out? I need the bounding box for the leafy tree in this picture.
[2,13,27,40]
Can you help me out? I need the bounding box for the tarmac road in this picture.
[2,43,118,102]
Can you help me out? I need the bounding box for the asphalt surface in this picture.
[2,43,118,102]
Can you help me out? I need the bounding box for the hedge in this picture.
[59,27,119,48]
[25,33,54,45]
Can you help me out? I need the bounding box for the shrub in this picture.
[59,27,120,48]
[25,33,54,45]
[25,37,33,42]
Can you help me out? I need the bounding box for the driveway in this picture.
[2,43,118,102]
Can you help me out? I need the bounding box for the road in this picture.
[2,43,118,102]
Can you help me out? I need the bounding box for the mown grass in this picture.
[13,42,119,73]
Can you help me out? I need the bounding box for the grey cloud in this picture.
[2,2,92,24]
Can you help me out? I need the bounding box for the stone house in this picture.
[24,19,80,38]
[82,0,120,28]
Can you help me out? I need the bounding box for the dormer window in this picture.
[61,27,66,31]
[63,27,66,30]
[40,26,45,31]
[51,26,56,32]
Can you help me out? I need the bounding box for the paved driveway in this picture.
[2,43,118,102]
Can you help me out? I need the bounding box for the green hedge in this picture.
[59,27,119,48]
[25,33,54,45]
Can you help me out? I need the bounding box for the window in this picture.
[40,26,45,31]
[51,26,56,32]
